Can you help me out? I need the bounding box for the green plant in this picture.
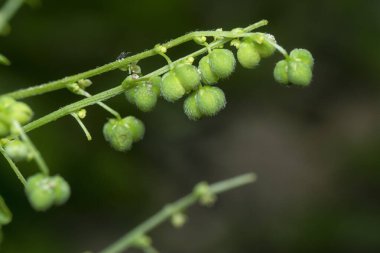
[0,1,314,252]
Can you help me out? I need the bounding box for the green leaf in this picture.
[0,196,12,225]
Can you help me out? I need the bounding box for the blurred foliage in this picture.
[0,0,379,252]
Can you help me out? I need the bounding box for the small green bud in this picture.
[7,102,33,125]
[198,56,219,85]
[174,63,200,92]
[3,140,30,162]
[161,72,185,102]
[120,116,145,142]
[209,49,236,79]
[103,119,133,152]
[273,60,289,85]
[183,92,202,121]
[77,79,93,89]
[171,212,188,228]
[250,33,276,58]
[50,175,71,206]
[196,86,226,117]
[237,40,261,69]
[288,61,312,86]
[193,182,217,206]
[289,48,314,68]
[134,83,158,112]
[25,175,55,212]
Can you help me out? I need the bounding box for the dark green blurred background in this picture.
[1,0,380,252]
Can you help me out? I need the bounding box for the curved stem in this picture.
[71,113,92,141]
[0,145,26,186]
[0,0,24,33]
[79,90,121,119]
[98,172,256,253]
[3,20,268,99]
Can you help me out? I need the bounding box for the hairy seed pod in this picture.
[149,76,162,96]
[7,102,33,125]
[198,56,219,85]
[288,61,312,86]
[196,86,226,116]
[289,48,314,68]
[237,40,261,69]
[121,116,145,142]
[209,49,236,79]
[134,83,158,112]
[183,92,202,121]
[103,119,133,152]
[50,175,71,206]
[250,33,276,58]
[174,63,200,92]
[273,60,289,85]
[161,72,185,102]
[25,175,55,212]
[3,140,29,162]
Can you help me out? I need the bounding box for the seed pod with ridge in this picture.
[183,92,202,121]
[103,118,133,152]
[250,33,276,58]
[174,63,200,92]
[25,174,55,212]
[161,71,185,102]
[237,39,261,69]
[50,175,71,206]
[149,76,162,96]
[273,60,289,85]
[196,86,226,116]
[198,55,219,85]
[209,49,236,79]
[287,61,312,86]
[120,116,145,142]
[7,102,33,125]
[134,83,158,112]
[3,139,30,162]
[289,48,314,68]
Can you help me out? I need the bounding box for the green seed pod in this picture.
[7,102,33,125]
[174,63,200,92]
[103,119,133,152]
[196,86,226,116]
[120,116,145,142]
[50,175,71,206]
[134,83,158,112]
[25,175,55,212]
[0,96,15,110]
[183,92,202,121]
[237,40,261,69]
[288,61,312,86]
[209,49,236,79]
[161,72,185,102]
[125,86,137,104]
[250,33,276,58]
[0,120,10,138]
[149,76,162,96]
[289,48,314,68]
[198,56,219,85]
[273,60,289,85]
[3,140,29,162]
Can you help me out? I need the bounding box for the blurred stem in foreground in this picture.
[0,0,24,34]
[98,172,257,253]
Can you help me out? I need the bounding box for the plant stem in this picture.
[0,145,26,186]
[21,21,268,134]
[98,172,256,253]
[0,0,24,33]
[71,113,92,141]
[79,90,121,119]
[3,20,268,100]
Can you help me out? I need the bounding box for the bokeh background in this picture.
[1,0,380,252]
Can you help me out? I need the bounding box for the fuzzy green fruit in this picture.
[161,72,185,102]
[103,119,133,152]
[7,102,33,125]
[51,176,71,206]
[134,83,158,112]
[198,56,219,85]
[0,120,10,138]
[250,33,276,58]
[288,61,312,86]
[149,76,162,96]
[28,187,55,212]
[289,48,314,68]
[237,40,261,69]
[4,140,29,162]
[209,49,236,79]
[183,92,202,121]
[273,60,289,85]
[196,86,226,116]
[174,63,200,92]
[121,116,145,142]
